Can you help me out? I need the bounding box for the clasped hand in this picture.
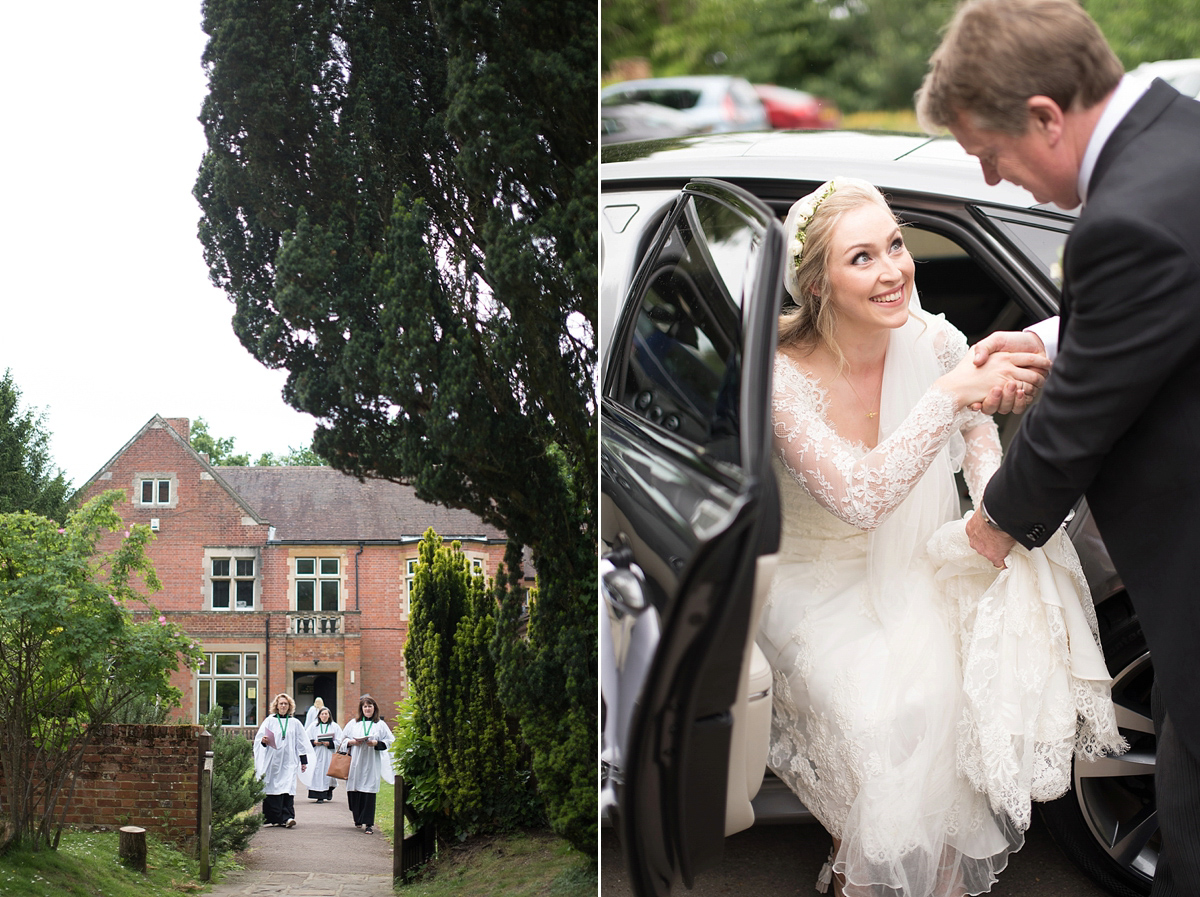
[968,330,1052,414]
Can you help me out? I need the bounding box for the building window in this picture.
[405,558,419,614]
[197,652,258,727]
[212,557,256,610]
[296,557,340,611]
[204,548,259,611]
[134,473,178,508]
[141,479,170,504]
[471,557,484,575]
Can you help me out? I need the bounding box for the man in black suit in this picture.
[917,1,1200,894]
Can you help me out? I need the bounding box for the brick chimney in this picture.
[164,418,191,443]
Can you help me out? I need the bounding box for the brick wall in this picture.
[0,725,211,847]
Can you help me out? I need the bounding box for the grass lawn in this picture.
[374,781,596,896]
[394,829,595,897]
[0,829,232,896]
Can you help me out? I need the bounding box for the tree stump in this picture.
[118,825,147,872]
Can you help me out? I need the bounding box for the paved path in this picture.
[206,782,395,896]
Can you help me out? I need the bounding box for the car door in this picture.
[600,179,784,897]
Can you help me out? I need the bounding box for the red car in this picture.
[753,83,841,129]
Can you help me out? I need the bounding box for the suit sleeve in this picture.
[986,212,1200,546]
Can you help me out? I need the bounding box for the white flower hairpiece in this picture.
[788,179,838,271]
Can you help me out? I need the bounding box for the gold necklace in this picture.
[841,371,878,419]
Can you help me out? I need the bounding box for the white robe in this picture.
[252,714,307,795]
[304,719,343,792]
[338,718,395,793]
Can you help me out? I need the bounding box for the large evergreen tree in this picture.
[195,0,595,852]
[0,370,72,521]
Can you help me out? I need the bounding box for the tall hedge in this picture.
[404,529,542,838]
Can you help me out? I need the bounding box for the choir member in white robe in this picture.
[304,705,343,802]
[253,693,308,827]
[338,694,395,834]
[304,696,324,730]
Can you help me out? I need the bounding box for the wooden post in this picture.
[199,750,214,881]
[118,826,147,872]
[393,773,403,881]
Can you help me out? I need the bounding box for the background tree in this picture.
[253,445,327,466]
[0,492,203,852]
[404,530,542,839]
[1085,0,1200,67]
[189,416,251,466]
[196,0,596,851]
[0,370,73,521]
[190,416,325,466]
[602,0,1199,114]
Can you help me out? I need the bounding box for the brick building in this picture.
[77,415,525,734]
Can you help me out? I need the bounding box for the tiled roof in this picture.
[216,467,505,544]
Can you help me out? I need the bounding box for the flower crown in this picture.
[788,179,838,271]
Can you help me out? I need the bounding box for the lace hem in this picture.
[929,519,1128,829]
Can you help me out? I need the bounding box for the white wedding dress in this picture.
[758,308,1125,897]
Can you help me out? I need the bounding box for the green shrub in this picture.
[391,696,446,833]
[202,709,263,855]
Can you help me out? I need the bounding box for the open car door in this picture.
[600,180,784,897]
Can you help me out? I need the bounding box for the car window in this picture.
[603,88,703,111]
[613,192,760,457]
[979,210,1071,287]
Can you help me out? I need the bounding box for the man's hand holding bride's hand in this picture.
[970,330,1051,414]
[966,505,1016,568]
[940,345,1048,412]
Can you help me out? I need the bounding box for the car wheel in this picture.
[1040,592,1155,897]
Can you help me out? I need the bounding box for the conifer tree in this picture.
[202,708,264,855]
[0,370,72,521]
[196,0,595,850]
[405,530,540,837]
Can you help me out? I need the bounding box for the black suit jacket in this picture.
[987,79,1200,756]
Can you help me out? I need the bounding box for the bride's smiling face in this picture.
[825,202,914,335]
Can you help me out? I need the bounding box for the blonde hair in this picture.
[271,693,295,716]
[779,178,897,365]
[916,0,1123,135]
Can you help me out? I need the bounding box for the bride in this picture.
[758,177,1125,896]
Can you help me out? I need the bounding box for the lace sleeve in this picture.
[773,356,962,530]
[961,419,1001,507]
[931,316,1002,506]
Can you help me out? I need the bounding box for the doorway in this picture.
[293,672,338,724]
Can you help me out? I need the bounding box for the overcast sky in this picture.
[1,2,318,488]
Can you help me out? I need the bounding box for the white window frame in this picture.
[294,556,343,612]
[133,473,178,508]
[404,557,420,616]
[196,651,259,727]
[204,548,261,611]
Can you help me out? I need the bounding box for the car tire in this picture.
[1040,592,1155,897]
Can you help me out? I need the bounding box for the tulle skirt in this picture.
[758,518,1124,896]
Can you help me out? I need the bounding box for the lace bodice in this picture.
[772,318,1001,533]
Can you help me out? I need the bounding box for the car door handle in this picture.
[602,538,648,617]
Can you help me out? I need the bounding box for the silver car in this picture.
[601,75,770,135]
